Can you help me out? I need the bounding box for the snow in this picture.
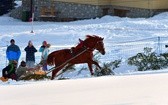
[1,74,168,105]
[1,8,168,104]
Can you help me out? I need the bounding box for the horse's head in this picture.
[84,35,105,55]
[94,36,105,55]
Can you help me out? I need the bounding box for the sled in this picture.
[0,77,9,82]
[17,64,49,80]
[34,70,46,75]
[19,74,50,81]
[19,69,50,81]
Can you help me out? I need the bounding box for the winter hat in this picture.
[43,41,47,46]
[20,61,26,67]
[28,40,32,45]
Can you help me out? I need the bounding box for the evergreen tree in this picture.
[0,0,15,15]
[128,47,168,71]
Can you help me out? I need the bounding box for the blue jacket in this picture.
[6,44,21,61]
[39,46,45,52]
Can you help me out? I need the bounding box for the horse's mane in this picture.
[84,35,102,42]
[74,35,103,51]
[85,35,100,39]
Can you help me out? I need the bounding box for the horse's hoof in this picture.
[51,77,54,80]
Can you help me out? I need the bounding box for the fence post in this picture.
[157,36,161,55]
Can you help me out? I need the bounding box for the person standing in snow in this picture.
[24,40,37,68]
[39,41,50,71]
[6,39,21,65]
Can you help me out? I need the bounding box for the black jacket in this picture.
[24,46,37,62]
[2,64,16,79]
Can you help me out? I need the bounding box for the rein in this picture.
[46,48,88,75]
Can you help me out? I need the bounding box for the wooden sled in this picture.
[34,70,46,75]
[20,74,50,81]
[19,70,50,81]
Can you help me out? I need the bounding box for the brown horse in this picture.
[47,35,105,80]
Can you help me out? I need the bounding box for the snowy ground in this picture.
[1,9,168,104]
[1,73,168,105]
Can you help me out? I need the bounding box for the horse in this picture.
[47,35,105,80]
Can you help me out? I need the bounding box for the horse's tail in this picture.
[47,52,55,66]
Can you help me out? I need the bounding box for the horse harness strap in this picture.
[70,44,88,55]
[46,48,88,74]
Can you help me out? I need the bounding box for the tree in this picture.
[0,0,15,15]
[128,47,168,71]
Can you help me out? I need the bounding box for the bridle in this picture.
[84,40,104,52]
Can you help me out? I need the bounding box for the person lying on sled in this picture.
[16,61,33,80]
[2,60,17,80]
[16,61,46,80]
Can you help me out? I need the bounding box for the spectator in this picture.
[39,41,47,52]
[2,60,17,80]
[6,39,21,65]
[39,41,50,71]
[24,40,37,68]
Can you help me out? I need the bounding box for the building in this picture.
[10,0,168,21]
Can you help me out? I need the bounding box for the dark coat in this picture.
[2,64,17,80]
[24,46,37,62]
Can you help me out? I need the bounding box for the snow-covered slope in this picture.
[1,73,168,105]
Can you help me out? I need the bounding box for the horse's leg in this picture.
[51,68,59,80]
[63,63,74,72]
[51,64,67,80]
[92,60,101,69]
[87,63,94,75]
[87,60,102,76]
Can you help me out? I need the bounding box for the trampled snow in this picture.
[1,10,168,104]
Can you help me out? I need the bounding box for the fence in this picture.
[103,36,168,62]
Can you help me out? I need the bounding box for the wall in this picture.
[52,0,99,5]
[150,0,168,9]
[34,0,103,21]
[10,7,23,19]
[110,0,168,9]
[10,0,168,21]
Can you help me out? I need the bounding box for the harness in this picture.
[46,48,88,74]
[46,39,103,75]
